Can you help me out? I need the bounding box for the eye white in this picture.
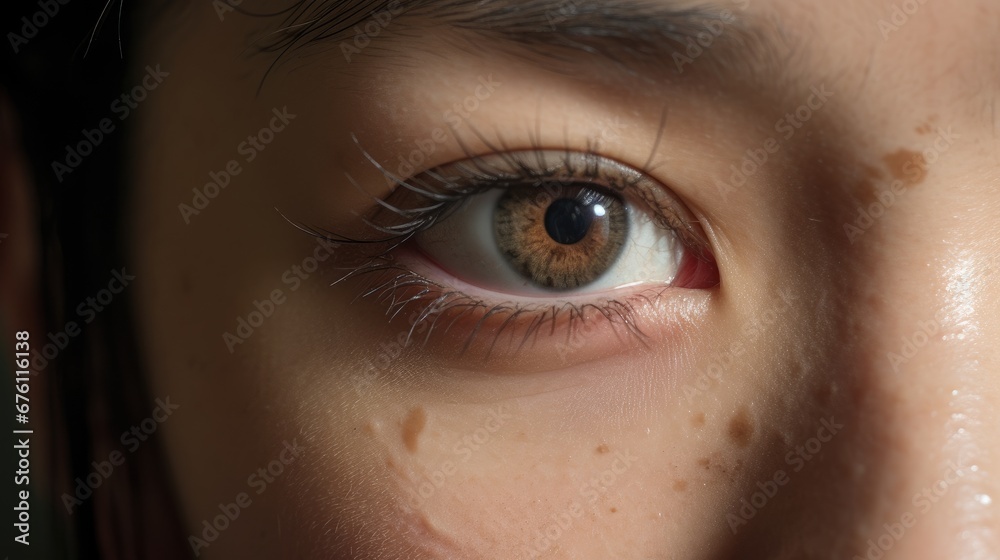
[415,188,685,297]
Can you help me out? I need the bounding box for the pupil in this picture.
[544,198,594,245]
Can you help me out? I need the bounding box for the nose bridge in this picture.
[852,183,1000,558]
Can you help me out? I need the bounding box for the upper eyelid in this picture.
[365,149,708,254]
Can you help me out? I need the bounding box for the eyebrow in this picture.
[257,0,784,82]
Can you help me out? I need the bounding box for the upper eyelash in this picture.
[349,137,700,245]
[290,109,673,244]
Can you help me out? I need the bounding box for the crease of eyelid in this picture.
[453,121,597,185]
[343,108,676,236]
[444,110,673,197]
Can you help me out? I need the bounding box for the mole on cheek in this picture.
[882,149,927,186]
[727,408,754,449]
[401,406,427,454]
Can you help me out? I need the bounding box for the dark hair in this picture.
[1,2,186,557]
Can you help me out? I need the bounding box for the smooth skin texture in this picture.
[114,0,1000,558]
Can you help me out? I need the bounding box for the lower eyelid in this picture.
[340,246,711,365]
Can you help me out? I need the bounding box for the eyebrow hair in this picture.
[255,0,782,82]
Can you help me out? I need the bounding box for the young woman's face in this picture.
[129,0,1000,557]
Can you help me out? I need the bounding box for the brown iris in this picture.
[493,185,628,290]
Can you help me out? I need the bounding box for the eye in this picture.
[316,148,718,356]
[410,151,715,297]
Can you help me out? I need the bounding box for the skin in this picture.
[5,0,1000,558]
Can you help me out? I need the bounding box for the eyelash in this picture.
[285,133,714,357]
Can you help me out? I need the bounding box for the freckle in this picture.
[673,480,688,492]
[916,123,932,135]
[610,507,617,513]
[596,444,610,454]
[882,149,927,186]
[401,407,427,453]
[727,408,754,448]
[697,457,711,470]
[691,412,705,428]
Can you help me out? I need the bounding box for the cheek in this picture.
[276,348,763,558]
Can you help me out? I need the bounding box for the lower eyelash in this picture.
[336,252,660,358]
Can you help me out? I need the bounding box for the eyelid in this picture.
[307,148,719,359]
[368,149,710,259]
